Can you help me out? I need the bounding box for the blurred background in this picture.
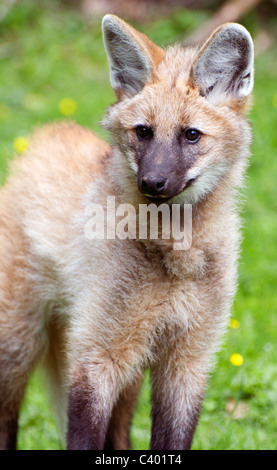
[0,0,277,450]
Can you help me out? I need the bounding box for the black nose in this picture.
[140,173,168,196]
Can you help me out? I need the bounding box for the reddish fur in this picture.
[0,17,253,450]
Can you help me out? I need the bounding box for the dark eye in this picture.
[136,125,153,140]
[184,128,202,143]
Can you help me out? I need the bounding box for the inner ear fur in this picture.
[102,14,165,99]
[190,22,254,105]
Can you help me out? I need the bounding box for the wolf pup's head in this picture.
[102,15,254,205]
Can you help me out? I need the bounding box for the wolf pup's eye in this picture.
[184,128,202,143]
[136,125,153,140]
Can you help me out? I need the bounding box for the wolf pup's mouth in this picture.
[143,194,171,203]
[184,177,197,189]
[143,176,198,203]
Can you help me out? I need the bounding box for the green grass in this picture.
[1,0,277,450]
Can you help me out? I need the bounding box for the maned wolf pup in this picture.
[0,15,253,450]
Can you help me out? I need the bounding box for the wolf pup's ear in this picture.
[102,14,164,99]
[191,23,254,104]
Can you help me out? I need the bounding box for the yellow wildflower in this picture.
[58,98,77,116]
[13,136,29,154]
[230,353,244,366]
[229,318,240,329]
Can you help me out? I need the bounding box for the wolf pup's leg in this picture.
[66,361,127,450]
[150,345,211,450]
[104,378,142,450]
[0,314,46,449]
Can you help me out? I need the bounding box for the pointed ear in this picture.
[191,23,254,104]
[102,14,164,99]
